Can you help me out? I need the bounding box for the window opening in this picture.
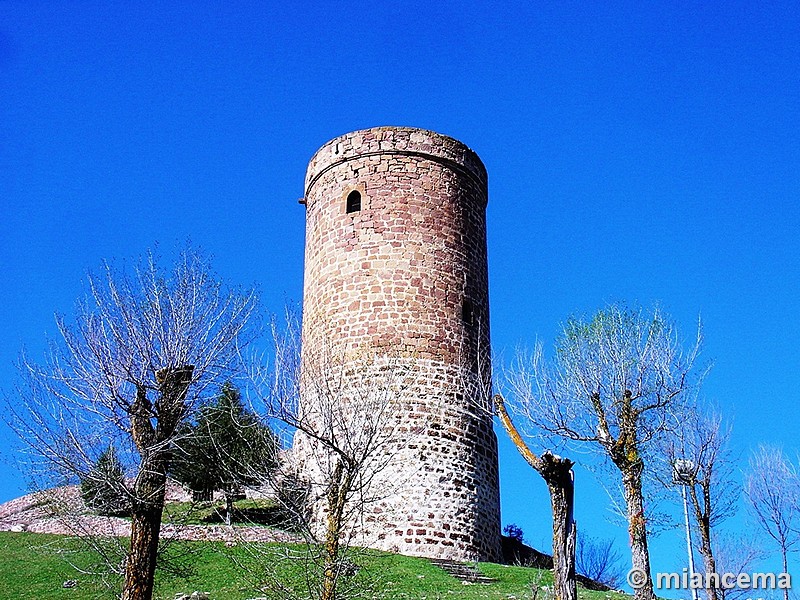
[346,190,361,213]
[462,299,475,325]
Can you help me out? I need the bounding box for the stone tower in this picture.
[297,126,501,562]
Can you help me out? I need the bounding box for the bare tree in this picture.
[744,446,800,600]
[243,317,427,600]
[494,393,578,600]
[713,533,766,600]
[505,303,702,600]
[576,535,624,589]
[10,247,258,600]
[666,407,738,600]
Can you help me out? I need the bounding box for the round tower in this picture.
[298,126,501,562]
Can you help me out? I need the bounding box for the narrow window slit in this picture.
[462,299,474,325]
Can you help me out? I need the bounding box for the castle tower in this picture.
[298,126,501,562]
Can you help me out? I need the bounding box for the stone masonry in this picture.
[296,126,501,562]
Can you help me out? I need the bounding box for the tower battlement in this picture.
[305,127,488,202]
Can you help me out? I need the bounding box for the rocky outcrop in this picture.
[0,487,300,544]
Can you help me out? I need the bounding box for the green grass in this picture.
[0,531,630,600]
[162,498,280,526]
[0,533,92,599]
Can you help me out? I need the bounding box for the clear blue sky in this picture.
[2,0,799,582]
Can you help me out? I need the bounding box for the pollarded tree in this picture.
[494,393,578,600]
[171,382,278,525]
[11,247,258,600]
[506,303,702,600]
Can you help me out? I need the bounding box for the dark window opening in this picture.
[346,190,362,213]
[462,299,474,325]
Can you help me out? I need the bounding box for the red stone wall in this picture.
[298,126,501,562]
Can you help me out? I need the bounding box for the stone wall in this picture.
[297,126,501,562]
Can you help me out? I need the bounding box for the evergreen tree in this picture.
[81,445,130,517]
[172,383,278,525]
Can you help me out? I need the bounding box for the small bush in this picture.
[274,474,311,532]
[503,523,525,543]
[80,445,131,517]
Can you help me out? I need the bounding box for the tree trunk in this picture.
[321,460,353,600]
[699,546,719,600]
[121,466,167,600]
[781,547,789,600]
[542,454,577,600]
[494,395,577,600]
[688,486,719,600]
[122,367,193,600]
[225,492,234,527]
[321,514,341,600]
[122,505,163,600]
[623,465,656,600]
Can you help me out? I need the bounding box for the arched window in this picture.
[346,190,362,214]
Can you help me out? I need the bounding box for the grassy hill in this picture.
[0,531,629,600]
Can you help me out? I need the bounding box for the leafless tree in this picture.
[713,533,766,600]
[665,407,739,600]
[576,535,624,589]
[505,303,702,600]
[744,446,800,600]
[241,316,428,600]
[494,393,578,600]
[9,247,258,600]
